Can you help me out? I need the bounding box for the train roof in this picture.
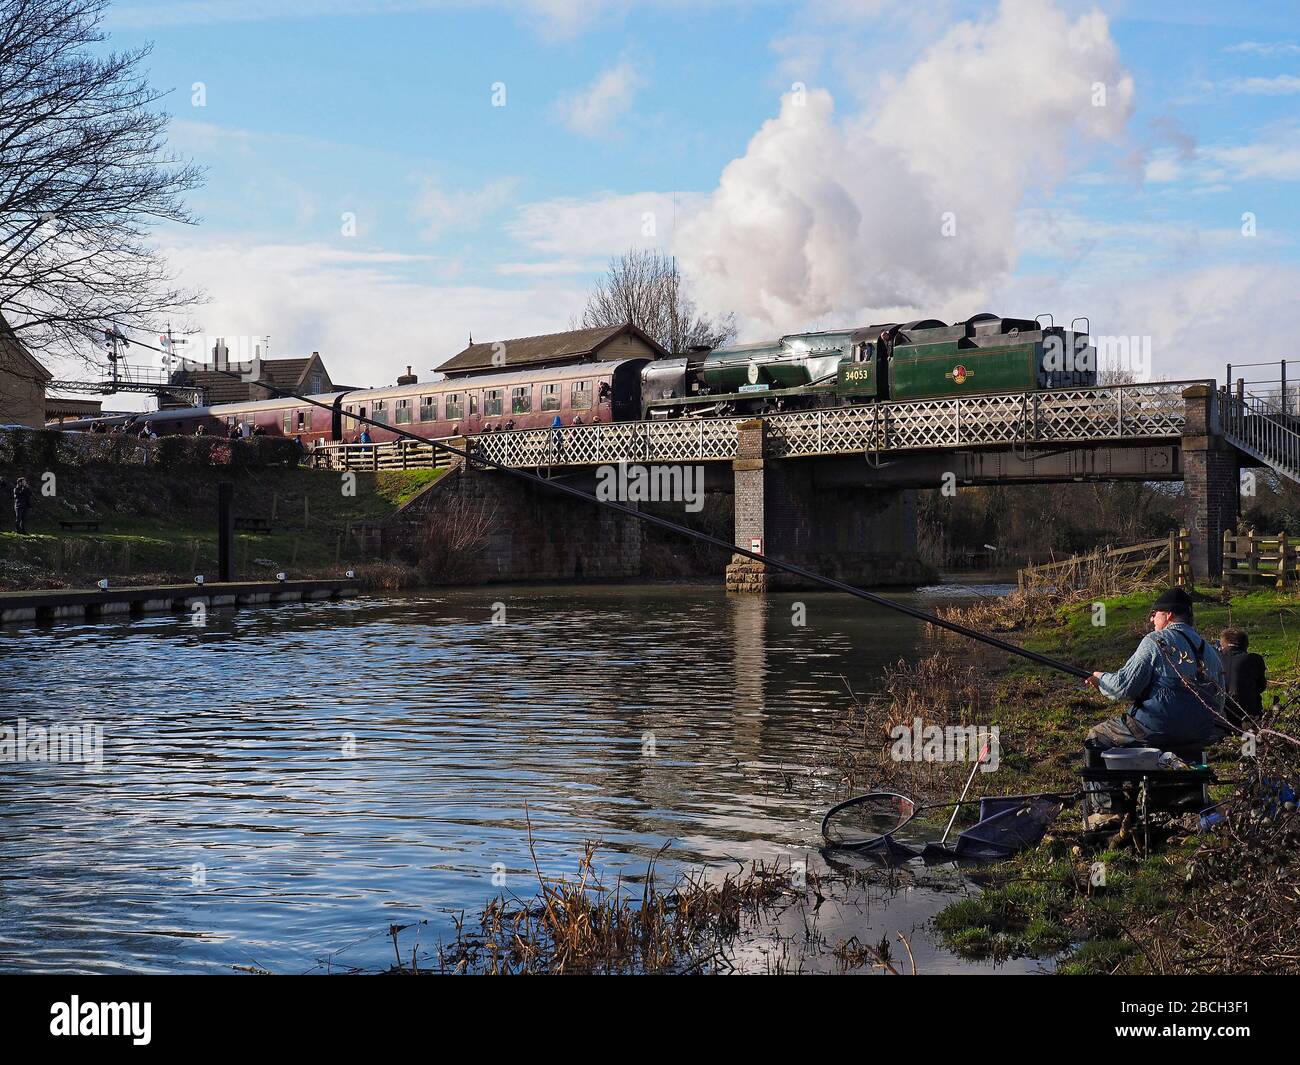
[57,357,653,427]
[347,358,648,402]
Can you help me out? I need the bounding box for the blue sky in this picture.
[75,0,1300,398]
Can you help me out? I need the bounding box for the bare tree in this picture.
[0,0,203,362]
[578,248,736,355]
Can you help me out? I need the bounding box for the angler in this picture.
[1083,586,1229,762]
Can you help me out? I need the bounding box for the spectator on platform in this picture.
[359,427,373,444]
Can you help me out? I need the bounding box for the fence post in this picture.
[1248,531,1259,586]
[1279,533,1289,589]
[1221,529,1232,586]
[1168,529,1177,586]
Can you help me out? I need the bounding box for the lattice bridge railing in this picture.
[467,381,1200,468]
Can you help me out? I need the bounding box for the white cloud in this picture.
[677,0,1134,336]
[555,60,645,137]
[1224,41,1300,57]
[154,238,586,387]
[1144,153,1184,183]
[495,259,601,276]
[996,262,1300,383]
[413,178,517,241]
[108,0,710,37]
[1204,129,1300,182]
[508,190,703,256]
[1224,75,1300,95]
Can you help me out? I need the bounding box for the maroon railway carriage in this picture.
[55,358,650,445]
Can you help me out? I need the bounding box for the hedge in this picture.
[0,428,303,470]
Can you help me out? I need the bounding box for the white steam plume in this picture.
[678,0,1134,336]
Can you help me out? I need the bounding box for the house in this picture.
[45,396,104,424]
[160,348,348,408]
[435,323,669,379]
[0,316,53,428]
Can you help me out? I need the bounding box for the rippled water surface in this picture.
[0,582,1042,974]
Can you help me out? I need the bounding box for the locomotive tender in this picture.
[57,312,1096,445]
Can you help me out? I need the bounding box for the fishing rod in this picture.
[108,329,1093,680]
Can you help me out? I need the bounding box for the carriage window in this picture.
[370,401,387,424]
[395,398,412,425]
[484,389,503,417]
[469,392,478,416]
[282,409,293,433]
[571,380,592,411]
[419,395,437,421]
[297,410,307,430]
[511,386,532,414]
[541,383,561,412]
[445,393,464,420]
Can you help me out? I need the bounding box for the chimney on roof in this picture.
[397,365,417,386]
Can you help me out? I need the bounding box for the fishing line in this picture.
[106,328,1094,680]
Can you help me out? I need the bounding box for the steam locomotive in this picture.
[57,313,1096,444]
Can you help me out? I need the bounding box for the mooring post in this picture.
[218,481,235,582]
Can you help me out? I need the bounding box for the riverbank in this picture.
[923,586,1300,974]
[0,463,440,591]
[420,584,1299,976]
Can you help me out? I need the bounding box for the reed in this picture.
[434,841,804,975]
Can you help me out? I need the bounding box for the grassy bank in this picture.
[919,586,1300,973]
[0,463,442,591]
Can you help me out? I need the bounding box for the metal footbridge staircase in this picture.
[1221,361,1300,485]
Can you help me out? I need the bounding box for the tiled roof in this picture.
[436,323,665,376]
[166,355,328,406]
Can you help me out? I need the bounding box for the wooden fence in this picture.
[1017,530,1191,592]
[311,440,452,472]
[1222,530,1300,588]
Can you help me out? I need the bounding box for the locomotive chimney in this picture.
[397,365,418,386]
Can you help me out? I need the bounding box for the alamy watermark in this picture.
[0,718,103,770]
[889,719,1000,772]
[595,462,704,513]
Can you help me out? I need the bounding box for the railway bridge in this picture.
[317,379,1298,590]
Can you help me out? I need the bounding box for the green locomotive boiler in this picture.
[639,313,1097,418]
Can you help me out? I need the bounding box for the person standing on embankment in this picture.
[13,475,32,534]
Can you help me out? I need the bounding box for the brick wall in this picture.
[427,465,643,584]
[0,342,47,428]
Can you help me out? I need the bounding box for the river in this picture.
[0,581,1048,974]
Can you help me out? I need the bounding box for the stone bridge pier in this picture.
[1181,384,1240,582]
[725,419,932,592]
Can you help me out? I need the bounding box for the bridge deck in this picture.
[312,380,1202,471]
